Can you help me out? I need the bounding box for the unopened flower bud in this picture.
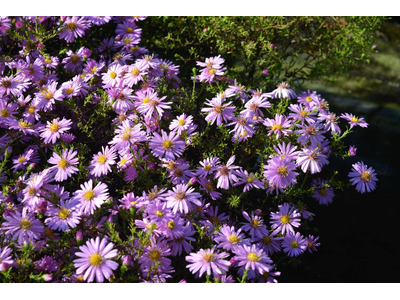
[122,255,132,266]
[255,209,262,215]
[43,274,53,282]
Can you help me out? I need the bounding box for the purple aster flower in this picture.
[241,93,271,119]
[168,222,196,256]
[201,94,236,126]
[149,130,185,160]
[186,247,230,278]
[263,114,293,139]
[166,158,194,185]
[257,264,281,283]
[214,225,249,252]
[123,61,147,87]
[254,230,283,256]
[305,235,320,253]
[297,90,319,108]
[169,113,194,135]
[109,120,147,151]
[195,156,220,179]
[165,183,202,214]
[296,121,326,148]
[196,55,227,83]
[318,112,341,134]
[312,178,334,205]
[198,178,222,200]
[2,209,44,245]
[40,117,72,144]
[348,161,378,193]
[349,145,357,157]
[241,211,267,239]
[90,146,117,177]
[59,16,90,43]
[288,104,317,124]
[60,79,81,99]
[62,49,84,73]
[73,179,109,215]
[35,255,58,272]
[0,246,15,271]
[225,79,249,102]
[45,198,81,232]
[272,142,300,161]
[0,99,18,125]
[340,113,368,129]
[48,148,79,182]
[102,63,124,88]
[227,115,256,138]
[282,232,307,257]
[11,148,39,172]
[0,74,28,97]
[73,236,118,283]
[270,203,301,235]
[296,147,329,174]
[214,155,239,190]
[206,205,229,226]
[107,86,135,113]
[270,82,297,99]
[136,89,172,119]
[139,238,171,271]
[146,200,174,226]
[263,155,298,189]
[233,169,264,192]
[233,244,273,275]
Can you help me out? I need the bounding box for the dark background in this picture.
[279,17,400,283]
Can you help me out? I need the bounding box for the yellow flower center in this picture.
[76,276,84,283]
[19,120,31,129]
[155,210,164,217]
[162,140,173,150]
[208,68,217,75]
[97,155,107,164]
[280,215,290,224]
[18,156,25,164]
[168,220,175,229]
[58,208,70,220]
[306,96,312,102]
[319,188,327,196]
[246,176,254,183]
[204,164,212,171]
[228,235,239,244]
[178,119,185,126]
[83,190,95,201]
[89,253,103,267]
[277,166,288,176]
[149,250,161,261]
[272,124,282,131]
[307,242,314,249]
[65,88,74,95]
[240,130,248,137]
[28,187,37,196]
[214,105,223,113]
[247,252,261,262]
[70,55,79,64]
[350,116,359,123]
[262,235,272,245]
[45,58,52,64]
[205,183,214,191]
[290,241,299,248]
[131,68,140,76]
[28,105,36,114]
[119,158,128,166]
[123,37,131,45]
[202,253,215,263]
[299,110,308,118]
[109,72,117,79]
[142,97,150,104]
[126,27,133,33]
[360,171,371,182]
[0,109,9,117]
[49,123,60,132]
[67,22,77,30]
[91,67,97,74]
[56,158,68,170]
[20,219,31,230]
[251,219,261,228]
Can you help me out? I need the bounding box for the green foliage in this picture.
[141,16,386,89]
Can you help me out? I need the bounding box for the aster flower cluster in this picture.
[0,16,377,283]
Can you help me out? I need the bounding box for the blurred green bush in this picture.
[141,17,387,89]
